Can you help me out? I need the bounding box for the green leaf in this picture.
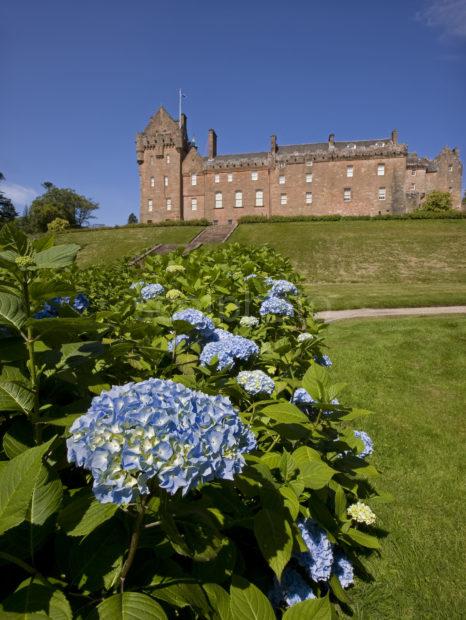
[254,508,293,579]
[229,576,276,620]
[302,363,330,400]
[279,486,300,520]
[339,408,373,421]
[346,527,381,549]
[261,402,309,425]
[0,379,34,414]
[0,293,27,331]
[282,595,332,619]
[0,578,72,620]
[3,418,34,458]
[0,439,54,535]
[203,583,232,620]
[28,464,63,525]
[69,519,126,591]
[329,573,351,605]
[0,224,31,255]
[293,447,336,490]
[89,593,167,620]
[58,489,118,537]
[33,233,55,252]
[34,244,81,269]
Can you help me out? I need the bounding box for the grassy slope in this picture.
[56,227,204,268]
[325,316,466,619]
[230,221,466,310]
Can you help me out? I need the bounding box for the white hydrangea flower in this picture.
[166,288,184,300]
[240,316,259,328]
[297,332,313,343]
[347,502,376,525]
[166,264,185,273]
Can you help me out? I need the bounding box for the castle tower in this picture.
[136,107,189,223]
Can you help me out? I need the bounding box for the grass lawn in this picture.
[56,226,204,268]
[325,315,466,619]
[230,220,466,310]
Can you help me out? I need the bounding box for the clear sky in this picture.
[1,0,465,225]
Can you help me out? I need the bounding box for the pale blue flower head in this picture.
[269,567,315,608]
[244,273,258,281]
[34,294,89,319]
[141,283,165,300]
[296,519,334,582]
[266,278,298,297]
[200,334,259,370]
[172,308,215,338]
[168,333,190,352]
[259,296,294,317]
[292,388,315,407]
[67,378,256,504]
[237,370,275,396]
[314,354,332,367]
[354,430,374,458]
[333,550,354,589]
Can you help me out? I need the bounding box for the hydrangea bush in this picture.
[0,225,385,619]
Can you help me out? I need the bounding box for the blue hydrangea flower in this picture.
[200,335,259,371]
[314,354,332,367]
[172,308,215,338]
[141,283,165,300]
[292,388,315,407]
[323,397,339,416]
[296,519,334,582]
[237,370,275,396]
[168,333,190,352]
[244,273,257,281]
[269,567,315,608]
[259,296,294,317]
[209,328,231,341]
[67,378,256,504]
[354,430,374,458]
[265,278,298,297]
[34,294,89,319]
[333,550,354,588]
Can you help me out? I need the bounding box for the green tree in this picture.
[419,190,453,212]
[127,212,138,224]
[29,182,98,232]
[0,173,18,225]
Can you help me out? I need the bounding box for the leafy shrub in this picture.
[0,224,387,618]
[238,211,465,223]
[47,217,70,232]
[417,190,453,213]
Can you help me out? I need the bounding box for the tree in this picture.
[48,217,70,232]
[419,190,453,212]
[128,212,138,224]
[28,182,99,232]
[0,172,18,225]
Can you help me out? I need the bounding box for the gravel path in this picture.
[315,306,466,323]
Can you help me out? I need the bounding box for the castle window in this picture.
[343,188,352,202]
[347,165,353,178]
[191,174,197,186]
[377,164,385,176]
[448,165,453,172]
[191,198,197,211]
[306,173,313,183]
[235,191,243,208]
[166,155,170,164]
[347,144,356,150]
[411,184,416,192]
[166,198,172,210]
[215,192,223,209]
[449,186,452,192]
[228,173,233,182]
[378,188,386,200]
[279,175,285,185]
[255,190,264,207]
[150,156,154,165]
[148,199,153,212]
[147,219,152,224]
[214,174,220,183]
[251,171,258,181]
[280,193,287,205]
[411,169,416,176]
[150,176,155,187]
[164,176,168,187]
[306,192,313,205]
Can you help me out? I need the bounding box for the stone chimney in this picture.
[208,129,217,159]
[391,128,398,144]
[271,134,278,153]
[328,133,335,149]
[180,113,187,130]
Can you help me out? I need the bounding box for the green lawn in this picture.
[325,316,466,619]
[231,220,466,310]
[56,226,204,268]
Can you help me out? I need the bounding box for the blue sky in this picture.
[1,0,465,225]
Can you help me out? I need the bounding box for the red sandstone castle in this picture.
[136,107,463,224]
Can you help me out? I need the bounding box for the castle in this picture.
[136,107,463,224]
